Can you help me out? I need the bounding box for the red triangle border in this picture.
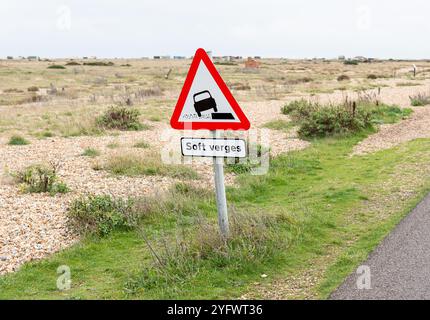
[170,48,250,130]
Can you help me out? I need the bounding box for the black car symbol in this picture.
[193,90,217,117]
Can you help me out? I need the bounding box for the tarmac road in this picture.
[330,193,430,300]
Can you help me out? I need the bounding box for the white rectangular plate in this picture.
[181,137,247,158]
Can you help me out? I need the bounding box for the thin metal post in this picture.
[212,130,229,238]
[207,50,229,239]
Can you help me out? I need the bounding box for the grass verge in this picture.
[1,132,430,299]
[105,153,199,180]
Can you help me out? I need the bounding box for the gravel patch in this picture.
[353,106,430,155]
[0,101,310,275]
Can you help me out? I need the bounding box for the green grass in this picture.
[317,185,430,298]
[105,153,199,180]
[106,142,120,149]
[40,131,54,138]
[2,131,430,299]
[370,105,412,124]
[81,148,100,158]
[8,135,30,146]
[133,141,150,149]
[409,93,430,106]
[262,119,295,131]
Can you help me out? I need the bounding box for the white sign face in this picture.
[181,138,247,158]
[171,48,250,130]
[178,61,240,123]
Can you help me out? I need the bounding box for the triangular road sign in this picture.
[170,48,250,130]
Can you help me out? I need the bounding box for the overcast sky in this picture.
[1,0,429,59]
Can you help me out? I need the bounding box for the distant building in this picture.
[27,56,38,61]
[354,56,367,62]
[173,56,186,60]
[154,55,171,60]
[244,57,260,69]
[338,55,346,60]
[221,56,243,62]
[6,56,13,60]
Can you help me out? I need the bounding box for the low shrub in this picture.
[14,163,69,195]
[367,74,378,79]
[281,99,317,120]
[282,94,412,138]
[344,60,359,65]
[396,82,420,87]
[40,131,54,138]
[27,86,39,92]
[68,195,138,237]
[96,106,144,131]
[3,88,23,93]
[83,61,114,66]
[81,148,100,157]
[281,95,411,138]
[337,74,350,81]
[50,181,70,195]
[409,92,430,106]
[8,135,29,146]
[297,104,372,138]
[65,61,81,66]
[47,65,66,69]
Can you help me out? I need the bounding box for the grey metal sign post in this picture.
[170,48,250,240]
[212,130,229,238]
